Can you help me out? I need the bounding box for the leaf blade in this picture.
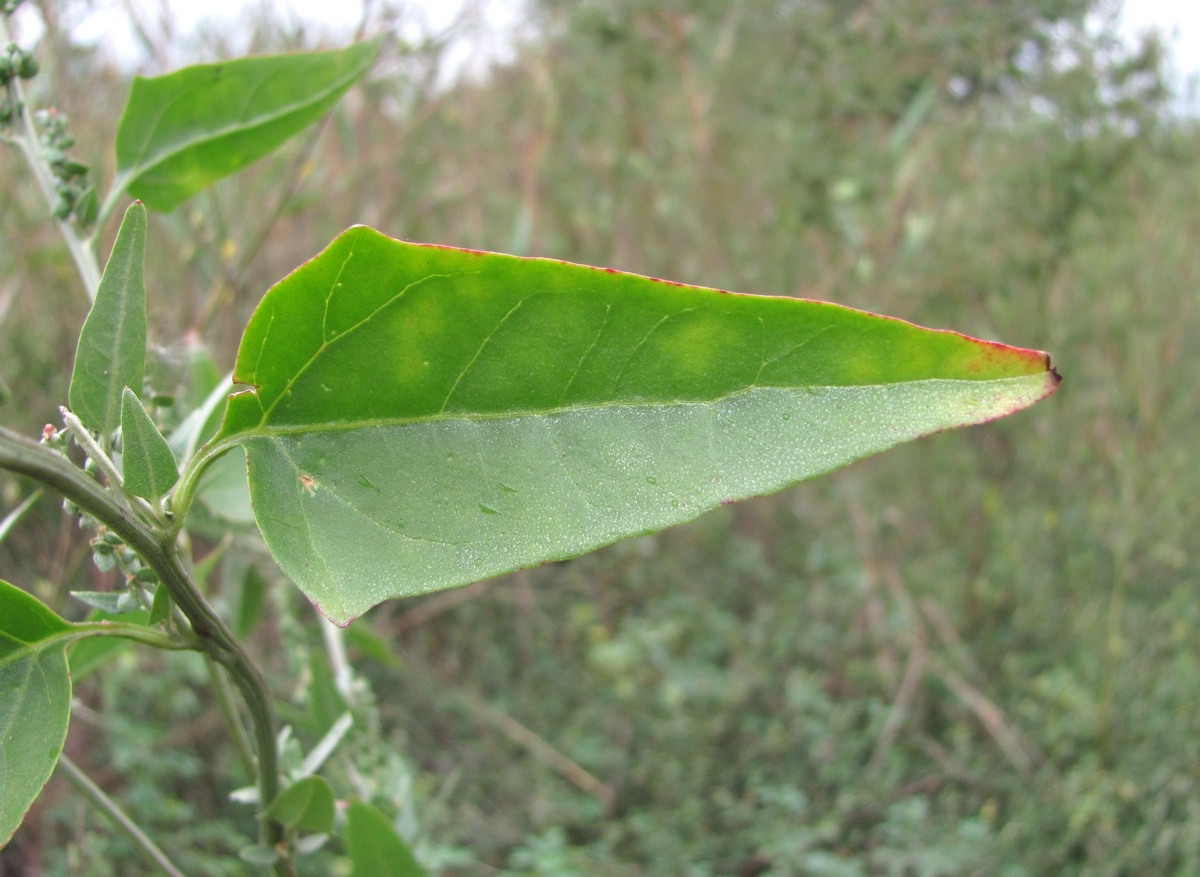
[215,227,1059,623]
[266,776,335,835]
[111,40,380,212]
[0,581,74,848]
[68,202,147,436]
[120,387,179,501]
[344,800,426,877]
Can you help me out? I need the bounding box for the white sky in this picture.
[1121,0,1200,65]
[9,0,1199,105]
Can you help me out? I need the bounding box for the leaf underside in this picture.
[215,226,1059,624]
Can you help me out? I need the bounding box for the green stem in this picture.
[206,653,259,783]
[67,619,196,652]
[60,408,150,519]
[0,15,102,300]
[57,754,188,877]
[172,432,242,525]
[0,487,41,542]
[0,425,284,855]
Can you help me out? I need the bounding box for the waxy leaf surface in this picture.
[111,40,380,212]
[0,581,73,848]
[214,227,1059,623]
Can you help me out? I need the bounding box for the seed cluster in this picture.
[0,41,37,123]
[33,107,97,222]
[3,2,97,224]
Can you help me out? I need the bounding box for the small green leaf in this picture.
[238,844,280,866]
[266,776,335,835]
[68,202,147,436]
[74,185,99,226]
[69,590,140,614]
[344,800,426,877]
[233,563,267,638]
[119,388,179,500]
[210,228,1060,624]
[110,39,381,213]
[0,580,74,848]
[149,584,171,625]
[304,653,347,737]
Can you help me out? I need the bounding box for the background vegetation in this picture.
[1,0,1196,874]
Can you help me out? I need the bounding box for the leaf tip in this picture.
[313,597,358,629]
[1038,352,1062,401]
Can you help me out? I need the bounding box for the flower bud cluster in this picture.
[0,41,37,124]
[0,41,37,85]
[83,524,160,616]
[34,108,97,223]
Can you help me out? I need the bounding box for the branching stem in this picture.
[0,425,285,859]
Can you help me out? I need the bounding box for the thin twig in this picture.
[57,755,188,877]
[206,654,258,783]
[868,641,926,771]
[0,488,42,543]
[926,652,1042,779]
[320,615,355,700]
[455,691,617,811]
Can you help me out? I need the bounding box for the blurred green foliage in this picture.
[1,0,1197,874]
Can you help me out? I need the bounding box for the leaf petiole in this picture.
[59,407,162,528]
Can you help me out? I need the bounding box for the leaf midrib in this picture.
[233,374,1037,441]
[119,50,372,185]
[0,632,74,671]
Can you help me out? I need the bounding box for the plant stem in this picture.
[0,425,284,855]
[60,409,133,502]
[0,15,102,300]
[57,754,189,877]
[206,653,259,783]
[67,619,196,652]
[172,432,242,524]
[0,486,41,542]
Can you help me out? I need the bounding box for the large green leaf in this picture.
[68,202,147,436]
[109,39,380,213]
[209,226,1059,623]
[0,581,73,848]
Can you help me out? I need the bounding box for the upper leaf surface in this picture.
[0,581,74,848]
[68,202,147,435]
[120,387,180,500]
[214,227,1059,623]
[112,39,380,212]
